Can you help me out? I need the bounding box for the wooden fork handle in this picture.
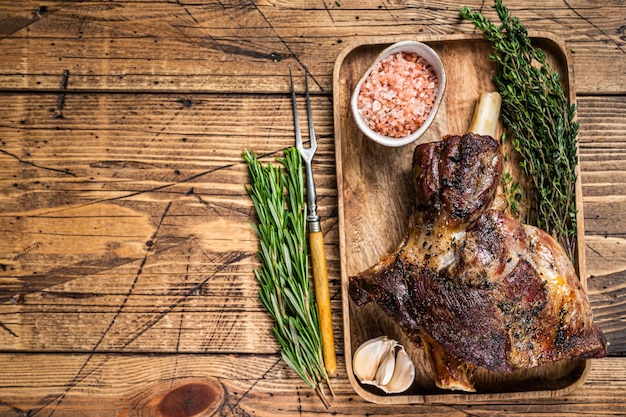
[309,229,337,377]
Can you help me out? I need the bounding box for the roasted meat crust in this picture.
[413,133,501,224]
[349,133,607,391]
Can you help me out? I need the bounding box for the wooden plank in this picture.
[0,1,624,94]
[0,353,623,416]
[0,92,340,353]
[577,95,626,356]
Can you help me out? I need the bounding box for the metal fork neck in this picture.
[303,160,320,231]
[307,215,321,232]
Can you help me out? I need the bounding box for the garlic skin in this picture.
[383,347,415,393]
[352,336,416,394]
[352,336,392,381]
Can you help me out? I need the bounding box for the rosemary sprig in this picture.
[460,0,580,258]
[243,147,332,407]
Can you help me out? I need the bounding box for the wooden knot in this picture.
[159,381,222,417]
[120,377,225,417]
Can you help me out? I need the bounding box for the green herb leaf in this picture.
[243,148,332,406]
[460,0,579,258]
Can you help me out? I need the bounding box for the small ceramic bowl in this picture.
[351,40,446,147]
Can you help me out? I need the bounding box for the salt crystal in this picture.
[357,51,438,138]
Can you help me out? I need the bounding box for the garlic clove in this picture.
[375,343,396,386]
[352,336,416,394]
[381,346,415,394]
[352,336,390,382]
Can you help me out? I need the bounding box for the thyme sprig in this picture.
[460,0,580,258]
[243,148,332,407]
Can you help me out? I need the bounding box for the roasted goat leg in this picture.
[349,93,607,392]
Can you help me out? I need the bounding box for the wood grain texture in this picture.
[0,0,625,414]
[578,95,626,356]
[0,93,340,353]
[0,1,624,93]
[0,354,624,416]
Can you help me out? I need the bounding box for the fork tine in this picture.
[305,74,317,153]
[289,68,304,153]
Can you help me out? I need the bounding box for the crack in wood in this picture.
[0,321,18,338]
[562,0,625,54]
[0,149,77,177]
[12,242,42,262]
[29,159,241,217]
[21,200,256,415]
[245,0,321,88]
[321,1,337,27]
[0,399,29,416]
[170,246,194,390]
[222,357,282,417]
[175,97,193,108]
[0,6,48,40]
[379,0,401,25]
[53,70,69,119]
[1,255,139,304]
[28,251,254,415]
[122,248,253,352]
[175,0,200,26]
[31,200,174,417]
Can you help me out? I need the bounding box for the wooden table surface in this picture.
[0,1,624,416]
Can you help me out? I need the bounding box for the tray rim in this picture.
[333,32,590,404]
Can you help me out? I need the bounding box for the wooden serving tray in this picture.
[333,33,588,404]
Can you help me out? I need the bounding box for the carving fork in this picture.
[289,69,337,377]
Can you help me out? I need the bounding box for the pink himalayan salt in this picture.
[357,52,439,139]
